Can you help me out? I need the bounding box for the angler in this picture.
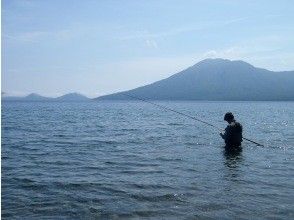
[220,112,243,149]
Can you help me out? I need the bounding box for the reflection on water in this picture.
[223,146,243,168]
[223,146,243,182]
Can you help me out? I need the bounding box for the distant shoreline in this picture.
[2,99,294,102]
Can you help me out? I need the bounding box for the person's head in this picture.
[224,112,234,123]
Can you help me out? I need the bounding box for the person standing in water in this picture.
[220,112,243,148]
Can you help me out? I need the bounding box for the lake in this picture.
[1,101,294,219]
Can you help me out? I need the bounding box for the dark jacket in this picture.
[222,120,243,147]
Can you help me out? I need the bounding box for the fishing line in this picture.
[123,94,264,147]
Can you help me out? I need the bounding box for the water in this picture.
[2,101,294,219]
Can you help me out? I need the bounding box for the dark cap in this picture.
[224,112,234,121]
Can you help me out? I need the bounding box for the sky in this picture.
[2,0,294,97]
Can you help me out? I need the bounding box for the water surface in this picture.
[2,101,294,219]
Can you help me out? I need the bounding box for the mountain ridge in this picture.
[55,93,89,101]
[2,92,90,102]
[95,58,294,101]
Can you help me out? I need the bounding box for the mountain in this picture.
[55,93,90,101]
[2,93,90,102]
[2,93,52,101]
[95,58,294,101]
[24,93,52,101]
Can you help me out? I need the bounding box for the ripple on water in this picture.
[2,101,294,219]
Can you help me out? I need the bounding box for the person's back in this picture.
[220,112,243,148]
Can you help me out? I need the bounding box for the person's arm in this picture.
[220,126,230,140]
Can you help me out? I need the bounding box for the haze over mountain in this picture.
[95,59,294,101]
[2,93,90,102]
[55,93,90,101]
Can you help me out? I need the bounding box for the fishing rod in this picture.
[123,94,264,147]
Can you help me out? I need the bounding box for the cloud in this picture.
[145,39,158,49]
[16,0,36,7]
[4,31,49,42]
[117,16,257,42]
[7,28,81,43]
[118,25,206,41]
[203,50,218,58]
[3,22,97,43]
